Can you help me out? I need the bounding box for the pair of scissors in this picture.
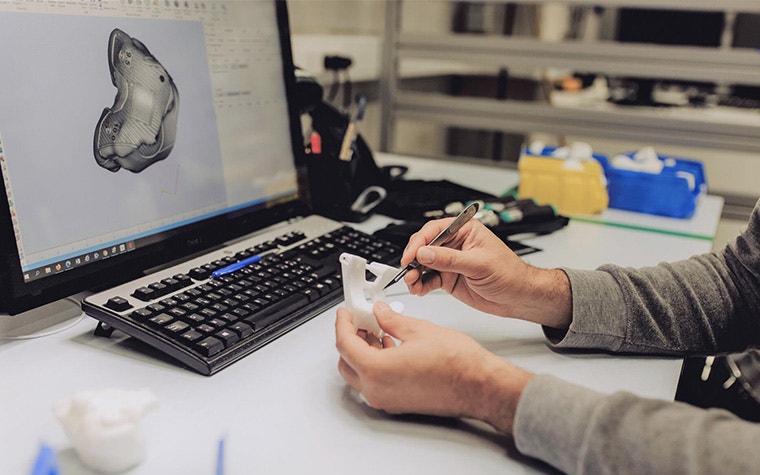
[384,201,480,289]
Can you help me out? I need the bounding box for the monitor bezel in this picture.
[0,1,312,315]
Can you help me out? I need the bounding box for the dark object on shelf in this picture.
[611,9,725,108]
[616,8,724,47]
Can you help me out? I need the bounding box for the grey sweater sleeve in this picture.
[549,199,760,354]
[513,199,760,473]
[514,375,760,475]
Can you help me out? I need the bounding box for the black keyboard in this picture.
[83,217,401,375]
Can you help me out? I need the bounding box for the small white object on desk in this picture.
[54,388,158,473]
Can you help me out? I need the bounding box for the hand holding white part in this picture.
[339,252,402,337]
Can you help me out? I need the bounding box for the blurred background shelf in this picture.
[287,0,759,243]
[375,0,760,225]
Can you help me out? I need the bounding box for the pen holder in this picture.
[306,100,388,222]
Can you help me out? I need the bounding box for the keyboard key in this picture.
[244,293,308,330]
[215,329,239,347]
[161,277,181,291]
[181,302,200,312]
[173,273,193,288]
[105,296,132,312]
[321,277,340,291]
[218,313,240,323]
[197,336,223,357]
[160,297,179,307]
[130,308,153,320]
[184,288,203,298]
[200,308,218,319]
[310,266,337,280]
[188,267,210,280]
[229,322,254,339]
[133,287,156,302]
[185,313,207,324]
[165,320,190,335]
[300,288,319,302]
[168,307,188,318]
[147,303,166,313]
[149,313,173,327]
[233,307,252,319]
[173,293,190,302]
[180,329,203,343]
[312,282,328,297]
[148,282,169,298]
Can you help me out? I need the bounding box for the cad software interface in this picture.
[0,0,298,283]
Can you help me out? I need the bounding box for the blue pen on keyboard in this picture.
[211,254,261,278]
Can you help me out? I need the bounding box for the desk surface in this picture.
[1,154,724,474]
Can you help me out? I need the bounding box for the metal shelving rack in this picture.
[378,0,760,157]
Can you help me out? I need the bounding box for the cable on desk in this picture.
[0,297,87,340]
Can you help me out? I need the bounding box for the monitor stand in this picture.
[0,296,83,339]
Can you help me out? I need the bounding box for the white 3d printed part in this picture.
[339,252,400,336]
[54,388,158,473]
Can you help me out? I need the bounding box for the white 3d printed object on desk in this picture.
[55,388,158,473]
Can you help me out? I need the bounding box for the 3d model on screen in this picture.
[94,29,179,173]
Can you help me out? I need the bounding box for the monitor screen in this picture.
[0,0,307,314]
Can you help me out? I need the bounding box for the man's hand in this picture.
[402,218,572,329]
[335,302,533,434]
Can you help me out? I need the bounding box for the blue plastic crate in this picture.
[595,151,706,219]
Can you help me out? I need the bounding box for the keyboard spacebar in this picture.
[246,294,310,331]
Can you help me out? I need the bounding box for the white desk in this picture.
[1,155,723,474]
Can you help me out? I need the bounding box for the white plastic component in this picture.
[339,252,400,336]
[54,388,158,473]
[527,140,545,155]
[676,171,696,191]
[549,141,594,161]
[610,146,665,174]
[547,142,595,173]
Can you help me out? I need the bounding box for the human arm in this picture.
[519,202,760,472]
[335,301,533,433]
[550,199,760,354]
[514,374,760,475]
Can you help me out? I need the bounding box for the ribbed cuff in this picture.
[543,269,629,351]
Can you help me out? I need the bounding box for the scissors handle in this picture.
[385,201,480,289]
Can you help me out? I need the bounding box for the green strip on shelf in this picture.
[570,216,714,242]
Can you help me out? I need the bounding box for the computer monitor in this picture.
[0,0,308,315]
